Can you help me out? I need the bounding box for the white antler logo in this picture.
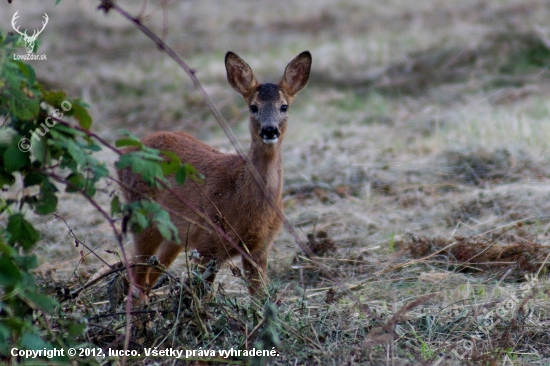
[11,11,49,54]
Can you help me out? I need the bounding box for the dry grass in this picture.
[3,0,550,364]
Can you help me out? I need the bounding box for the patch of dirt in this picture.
[400,224,550,276]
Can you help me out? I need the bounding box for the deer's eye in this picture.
[250,105,258,114]
[280,105,288,112]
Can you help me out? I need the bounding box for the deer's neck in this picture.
[244,142,283,204]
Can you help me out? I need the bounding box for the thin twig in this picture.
[88,308,174,322]
[46,171,134,360]
[61,263,175,301]
[53,213,112,269]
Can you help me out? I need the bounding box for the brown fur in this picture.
[118,51,311,296]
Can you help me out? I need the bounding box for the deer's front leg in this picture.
[242,246,269,296]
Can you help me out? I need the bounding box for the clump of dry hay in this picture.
[315,28,550,96]
[434,148,549,186]
[45,236,550,365]
[361,275,550,365]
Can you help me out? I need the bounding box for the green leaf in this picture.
[66,139,88,167]
[116,152,165,186]
[176,163,200,185]
[115,138,142,148]
[115,153,134,170]
[90,163,109,180]
[35,182,58,215]
[160,151,181,175]
[110,195,121,216]
[130,210,150,232]
[2,316,25,334]
[130,157,147,174]
[35,193,57,215]
[153,208,179,243]
[23,172,44,187]
[3,137,29,173]
[59,154,77,170]
[0,171,15,188]
[25,291,58,313]
[19,331,49,351]
[139,161,164,185]
[31,135,49,165]
[175,165,187,185]
[0,324,11,352]
[0,237,17,257]
[7,214,39,250]
[132,201,179,243]
[87,142,102,152]
[42,90,67,108]
[84,185,96,197]
[43,93,93,130]
[11,94,41,120]
[1,60,40,120]
[69,101,92,130]
[14,254,37,271]
[67,321,86,336]
[50,124,78,137]
[15,61,36,85]
[0,257,21,286]
[65,172,85,193]
[188,164,202,181]
[140,146,163,160]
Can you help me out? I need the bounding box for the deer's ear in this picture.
[225,52,259,96]
[280,51,311,97]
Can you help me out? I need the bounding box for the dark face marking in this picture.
[256,83,282,102]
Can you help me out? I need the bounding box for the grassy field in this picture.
[3,0,550,364]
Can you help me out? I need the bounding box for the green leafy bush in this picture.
[0,28,94,363]
[0,27,189,363]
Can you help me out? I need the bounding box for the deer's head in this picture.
[225,51,312,146]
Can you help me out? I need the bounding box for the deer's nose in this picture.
[260,126,280,144]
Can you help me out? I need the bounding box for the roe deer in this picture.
[118,51,312,296]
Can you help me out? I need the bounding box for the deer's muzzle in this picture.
[260,126,280,144]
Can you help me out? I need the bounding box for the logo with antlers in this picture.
[11,11,49,54]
